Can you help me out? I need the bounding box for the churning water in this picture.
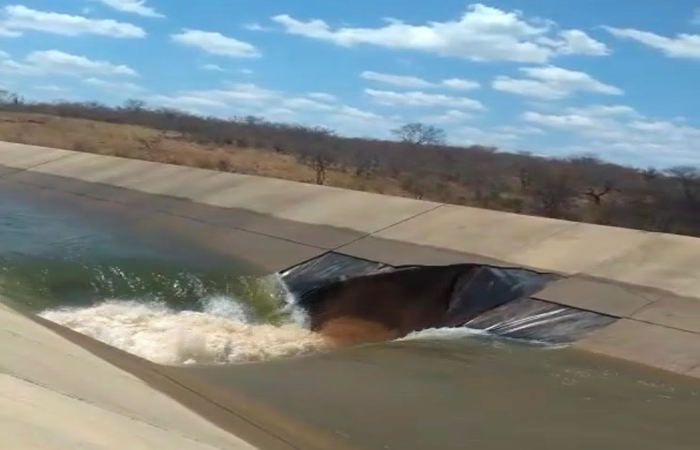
[0,189,328,364]
[1,184,699,449]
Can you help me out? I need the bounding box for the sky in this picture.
[1,1,700,169]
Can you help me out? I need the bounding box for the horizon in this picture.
[1,1,699,169]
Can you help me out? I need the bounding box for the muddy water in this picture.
[183,336,700,450]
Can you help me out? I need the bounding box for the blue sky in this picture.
[1,1,700,168]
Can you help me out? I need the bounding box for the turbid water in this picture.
[1,187,699,449]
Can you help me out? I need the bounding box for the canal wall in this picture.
[1,140,699,445]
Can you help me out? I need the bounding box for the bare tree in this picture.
[0,90,22,105]
[666,166,699,203]
[392,123,446,146]
[584,181,615,206]
[123,98,146,111]
[531,168,578,218]
[301,149,335,185]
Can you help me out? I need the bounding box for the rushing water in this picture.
[1,186,699,449]
[0,189,328,364]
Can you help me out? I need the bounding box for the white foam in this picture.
[39,298,329,365]
[398,326,488,341]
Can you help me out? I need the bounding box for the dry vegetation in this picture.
[0,93,698,237]
[0,111,409,196]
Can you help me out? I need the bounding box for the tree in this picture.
[584,181,614,206]
[123,98,146,111]
[666,166,699,203]
[392,123,446,146]
[0,89,22,105]
[531,168,578,218]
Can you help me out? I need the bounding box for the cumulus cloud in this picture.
[366,88,485,110]
[0,25,21,37]
[201,63,225,72]
[492,65,622,99]
[604,26,700,59]
[522,106,700,166]
[84,77,144,91]
[361,71,481,91]
[564,104,639,117]
[441,78,480,90]
[1,5,145,38]
[94,0,163,18]
[148,83,395,137]
[172,29,260,58]
[272,4,608,63]
[553,29,611,55]
[361,71,433,88]
[423,109,473,123]
[0,50,137,77]
[307,92,337,103]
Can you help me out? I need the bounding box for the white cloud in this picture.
[243,23,271,32]
[148,94,229,114]
[441,78,480,91]
[366,88,485,110]
[149,82,395,138]
[238,68,254,75]
[493,65,622,99]
[604,26,700,59]
[450,126,522,148]
[361,71,433,88]
[272,4,608,63]
[307,92,337,102]
[0,25,21,37]
[522,111,601,129]
[35,84,67,92]
[201,63,225,72]
[423,109,473,123]
[282,97,334,112]
[361,71,481,91]
[0,49,8,58]
[1,5,145,38]
[0,50,137,77]
[172,29,260,58]
[84,77,144,91]
[95,0,163,18]
[494,125,544,135]
[554,30,610,56]
[522,106,700,166]
[564,104,639,117]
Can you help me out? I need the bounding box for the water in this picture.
[0,188,328,364]
[1,186,699,449]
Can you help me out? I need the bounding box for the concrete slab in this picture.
[338,235,506,267]
[632,296,700,334]
[0,375,247,450]
[533,277,655,317]
[0,307,255,449]
[509,223,654,275]
[373,204,576,262]
[587,234,700,299]
[163,199,363,250]
[0,141,75,169]
[576,319,700,374]
[197,173,440,234]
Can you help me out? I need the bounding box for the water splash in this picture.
[39,297,329,365]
